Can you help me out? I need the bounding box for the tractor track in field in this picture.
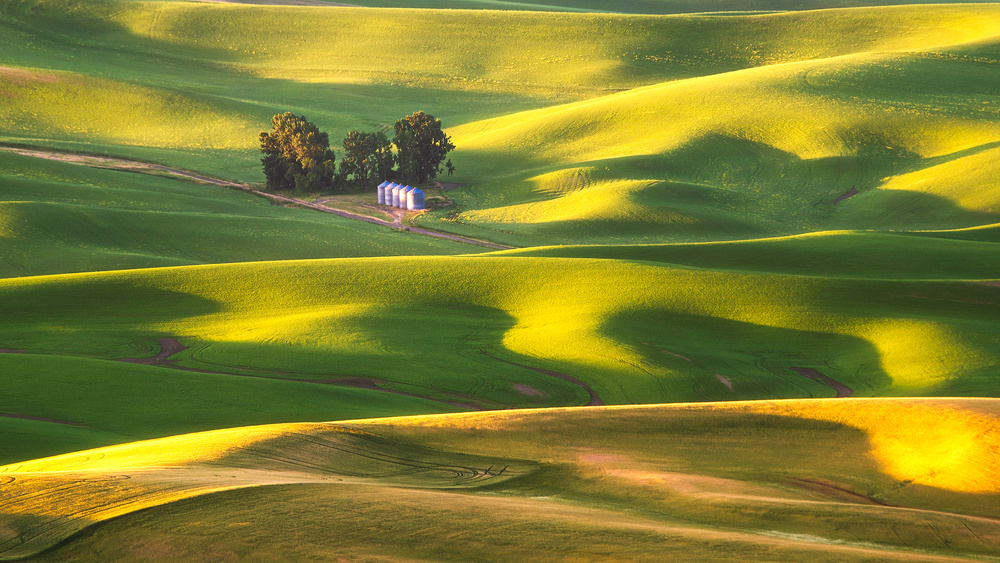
[119,339,481,411]
[479,350,604,406]
[0,144,514,251]
[0,412,88,427]
[790,367,853,398]
[311,378,482,411]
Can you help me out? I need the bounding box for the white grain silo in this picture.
[391,184,402,208]
[400,186,415,209]
[407,188,425,210]
[377,181,390,205]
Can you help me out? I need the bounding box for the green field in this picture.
[2,0,999,559]
[0,149,479,277]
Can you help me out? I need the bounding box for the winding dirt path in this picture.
[480,350,604,406]
[790,367,853,398]
[0,145,513,250]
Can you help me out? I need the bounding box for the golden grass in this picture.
[0,423,314,473]
[3,399,999,560]
[744,400,1000,494]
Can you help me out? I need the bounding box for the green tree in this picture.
[259,113,336,191]
[392,111,455,184]
[340,130,395,190]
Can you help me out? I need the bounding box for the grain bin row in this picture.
[377,182,425,210]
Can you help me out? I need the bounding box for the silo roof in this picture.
[378,181,389,188]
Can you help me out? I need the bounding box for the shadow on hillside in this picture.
[448,133,1000,244]
[602,309,893,402]
[0,280,221,358]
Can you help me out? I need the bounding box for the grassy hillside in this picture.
[4,2,1000,180]
[1,253,998,462]
[418,46,1000,244]
[0,353,458,464]
[0,149,477,277]
[493,229,1000,279]
[2,399,997,561]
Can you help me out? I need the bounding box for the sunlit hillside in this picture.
[2,399,997,561]
[2,252,998,463]
[422,45,1000,244]
[4,1,1000,181]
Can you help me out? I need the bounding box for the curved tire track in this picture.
[479,350,604,406]
[790,367,853,398]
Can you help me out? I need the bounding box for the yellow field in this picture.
[2,399,998,561]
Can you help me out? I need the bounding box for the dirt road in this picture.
[0,145,514,250]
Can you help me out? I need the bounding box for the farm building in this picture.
[391,184,402,207]
[407,188,425,210]
[377,181,391,204]
[377,181,424,210]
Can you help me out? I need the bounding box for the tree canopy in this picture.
[259,111,455,192]
[259,113,337,191]
[393,111,456,185]
[340,130,395,191]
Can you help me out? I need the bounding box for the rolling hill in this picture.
[2,249,997,464]
[2,399,997,561]
[419,46,1000,244]
[5,1,1000,181]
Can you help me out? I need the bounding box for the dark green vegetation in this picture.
[0,353,455,464]
[393,111,456,184]
[339,111,454,189]
[340,128,393,190]
[259,112,337,191]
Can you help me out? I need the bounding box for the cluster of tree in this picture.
[260,111,455,192]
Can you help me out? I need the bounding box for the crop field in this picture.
[2,0,999,559]
[1,399,998,561]
[0,149,479,277]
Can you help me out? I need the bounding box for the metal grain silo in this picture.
[377,181,390,205]
[386,183,398,206]
[391,184,402,208]
[407,188,425,210]
[401,186,415,209]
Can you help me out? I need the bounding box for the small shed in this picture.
[407,188,425,210]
